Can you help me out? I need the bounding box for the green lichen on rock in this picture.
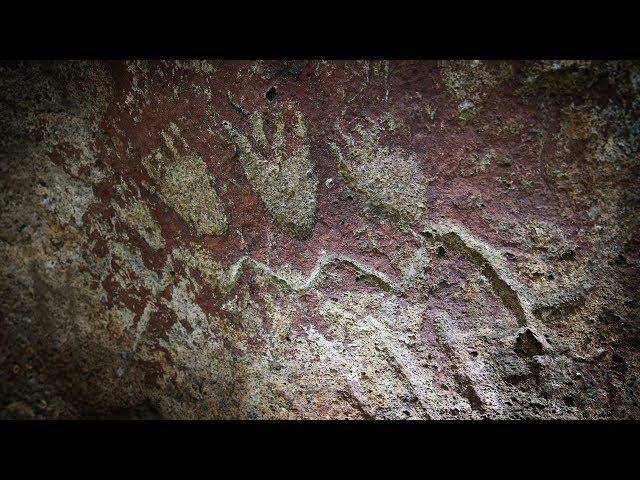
[223,107,318,240]
[517,61,640,106]
[548,99,640,211]
[328,117,428,226]
[142,124,228,237]
[441,60,498,100]
[460,149,495,177]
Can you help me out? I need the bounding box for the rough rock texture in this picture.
[0,60,639,419]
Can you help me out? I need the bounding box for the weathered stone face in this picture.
[1,60,639,419]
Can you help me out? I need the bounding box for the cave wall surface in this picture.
[1,60,639,419]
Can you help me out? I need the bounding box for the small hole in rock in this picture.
[265,86,276,101]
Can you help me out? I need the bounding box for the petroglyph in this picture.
[112,198,165,250]
[315,292,438,419]
[418,222,536,328]
[223,105,318,239]
[328,117,428,225]
[142,124,228,236]
[173,218,537,335]
[3,60,638,420]
[173,246,404,296]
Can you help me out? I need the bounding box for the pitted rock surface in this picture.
[1,60,639,419]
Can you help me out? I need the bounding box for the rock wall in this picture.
[1,60,638,419]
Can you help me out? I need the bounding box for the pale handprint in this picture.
[223,105,318,240]
[327,117,428,226]
[141,123,228,236]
